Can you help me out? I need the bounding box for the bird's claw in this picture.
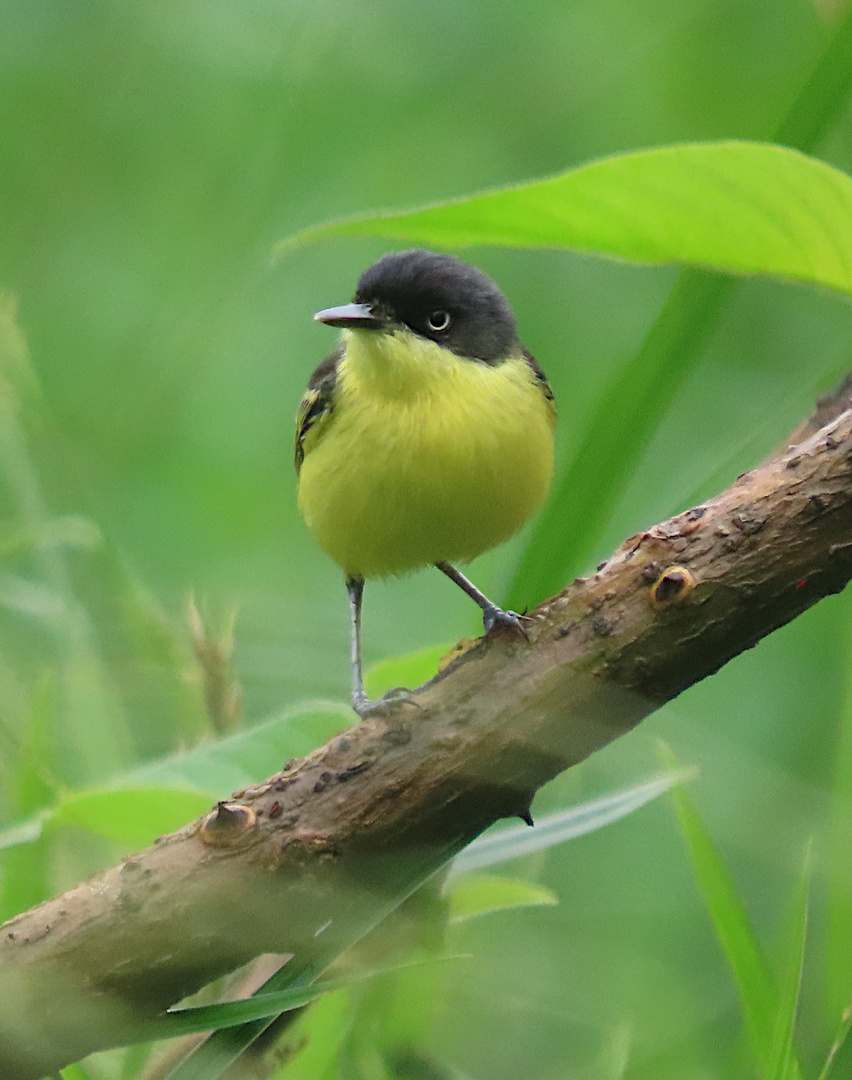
[482,606,530,640]
[351,685,419,718]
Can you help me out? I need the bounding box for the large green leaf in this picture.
[47,786,215,849]
[0,703,351,854]
[277,142,852,299]
[278,141,852,605]
[125,702,352,792]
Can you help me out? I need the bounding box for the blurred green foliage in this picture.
[3,0,852,1078]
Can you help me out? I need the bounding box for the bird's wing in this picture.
[295,347,342,473]
[522,349,557,421]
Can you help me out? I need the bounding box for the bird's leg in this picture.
[346,575,371,715]
[435,562,529,638]
[346,575,417,717]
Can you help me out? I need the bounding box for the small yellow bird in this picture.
[296,250,556,715]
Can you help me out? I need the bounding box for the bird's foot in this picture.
[482,605,530,640]
[351,685,419,718]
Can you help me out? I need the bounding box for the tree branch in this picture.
[3,390,852,1078]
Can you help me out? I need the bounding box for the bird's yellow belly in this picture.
[297,353,554,578]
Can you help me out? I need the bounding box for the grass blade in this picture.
[508,269,729,604]
[817,1000,852,1080]
[659,743,783,1076]
[154,957,466,1040]
[159,957,465,1078]
[766,848,810,1080]
[449,769,694,879]
[825,605,852,1023]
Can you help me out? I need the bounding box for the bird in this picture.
[295,249,556,716]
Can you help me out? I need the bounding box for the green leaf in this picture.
[449,769,694,879]
[277,142,852,299]
[445,873,557,922]
[127,702,352,793]
[0,703,351,853]
[47,786,215,848]
[363,642,455,700]
[659,743,799,1078]
[279,142,852,605]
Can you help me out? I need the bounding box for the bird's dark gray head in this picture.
[352,250,520,363]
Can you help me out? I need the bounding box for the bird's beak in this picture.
[313,303,387,330]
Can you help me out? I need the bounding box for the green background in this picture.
[2,1,852,1077]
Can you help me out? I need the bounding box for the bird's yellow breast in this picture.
[297,328,555,578]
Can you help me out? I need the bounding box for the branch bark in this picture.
[3,393,852,1078]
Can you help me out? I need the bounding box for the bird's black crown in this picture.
[354,249,519,363]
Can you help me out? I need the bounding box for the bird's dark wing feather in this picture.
[295,347,341,473]
[522,349,556,416]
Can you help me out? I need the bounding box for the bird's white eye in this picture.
[426,310,451,332]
